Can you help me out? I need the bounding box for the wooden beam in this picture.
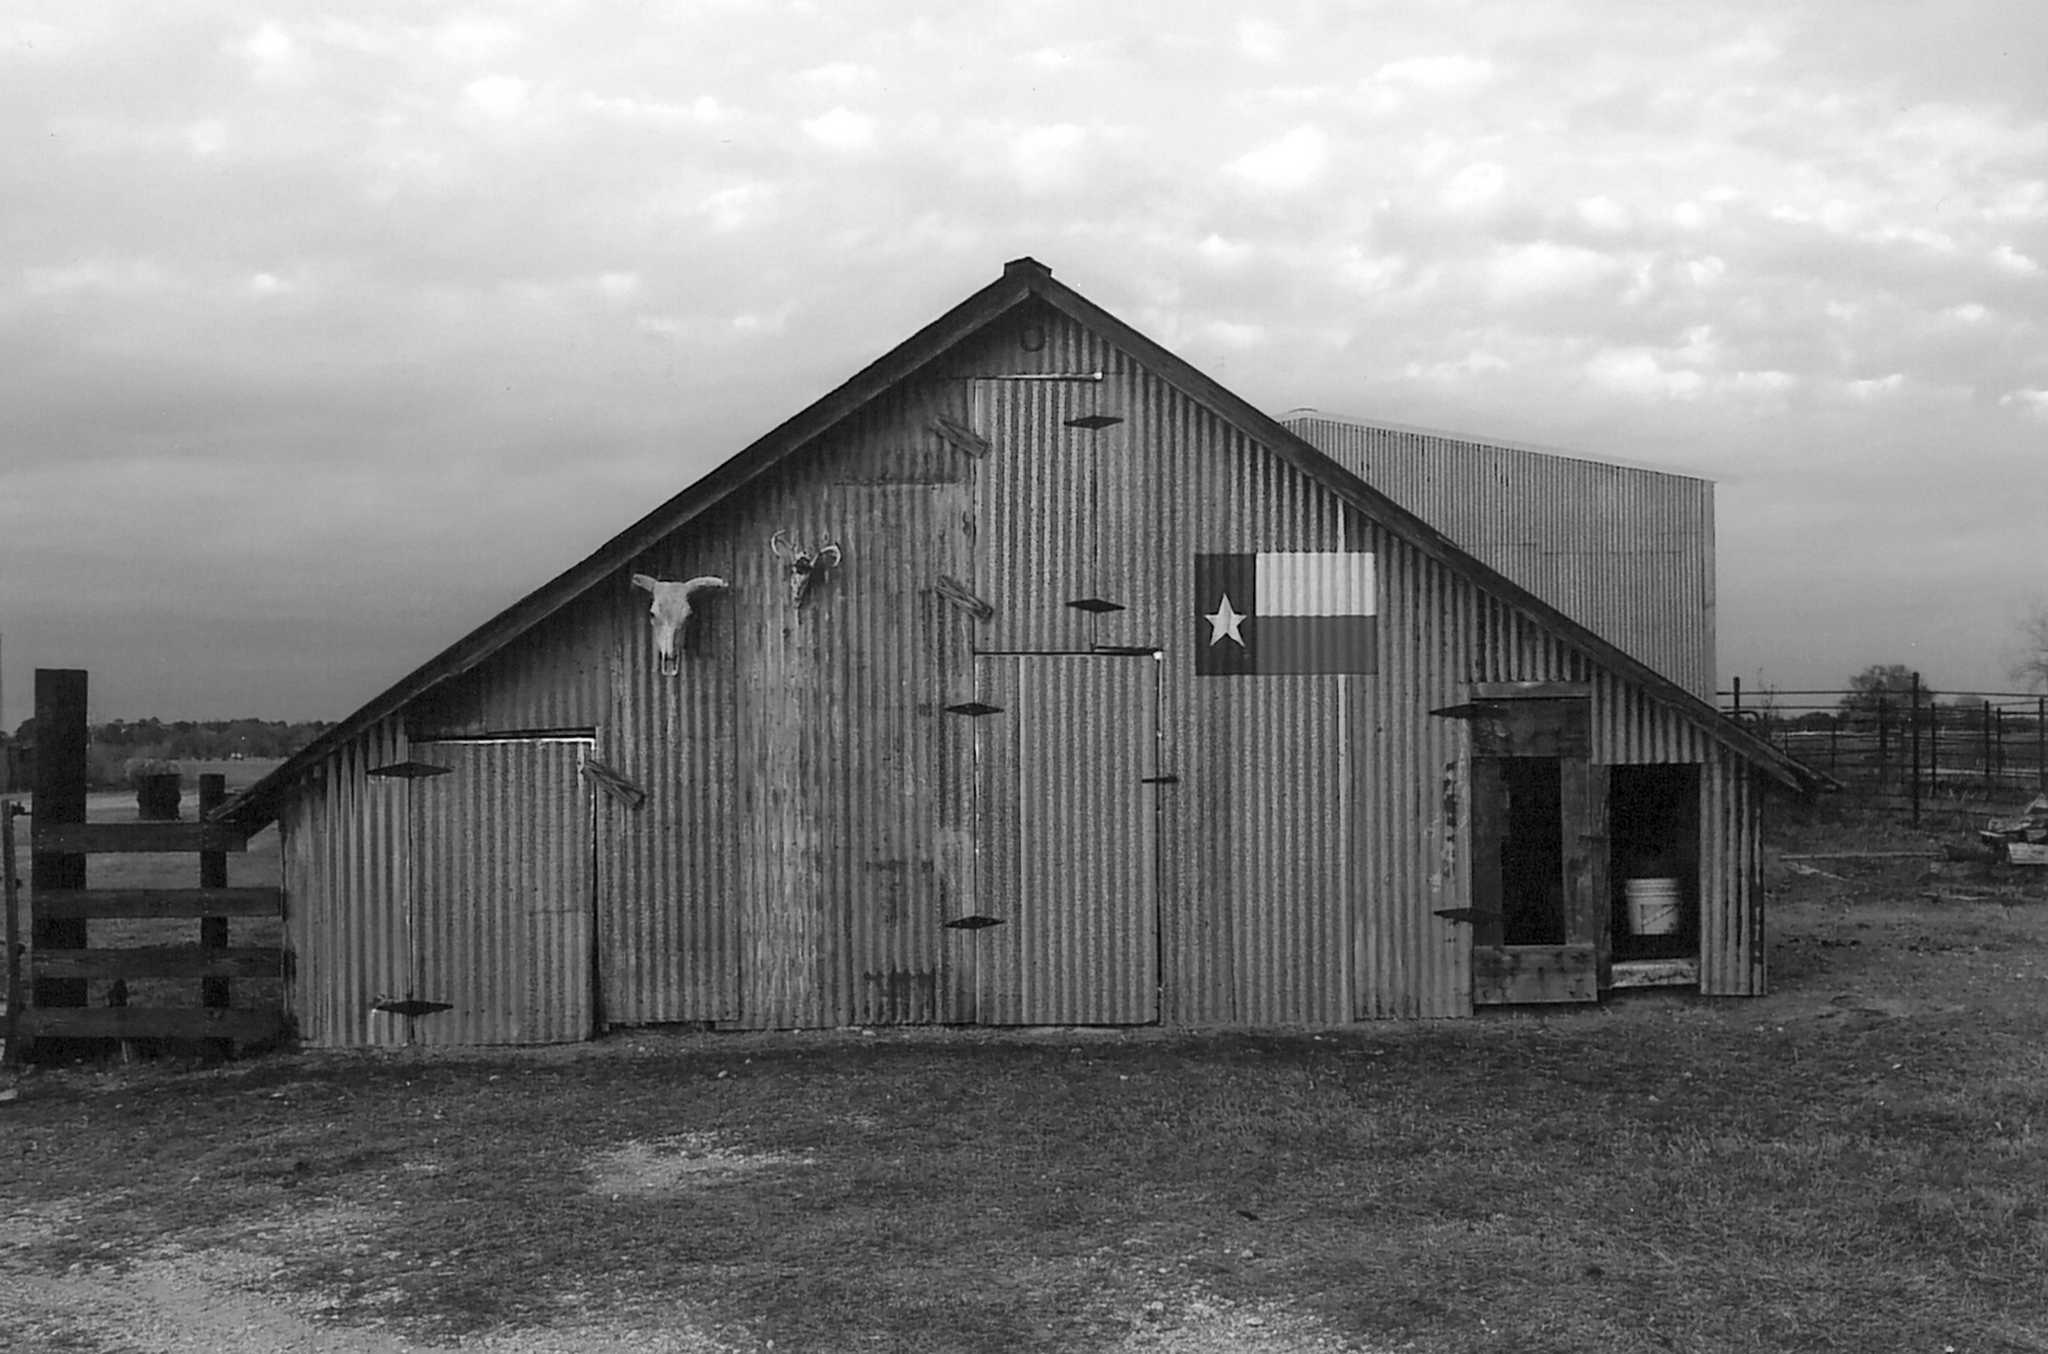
[199,773,230,1011]
[1471,682,1593,700]
[934,574,995,621]
[34,668,88,1014]
[33,946,282,980]
[1608,958,1699,990]
[18,1005,284,1042]
[1471,944,1597,1004]
[33,821,250,854]
[3,801,22,1065]
[34,888,282,920]
[930,415,989,459]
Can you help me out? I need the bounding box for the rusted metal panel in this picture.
[1288,413,1716,698]
[408,738,593,1045]
[972,655,1158,1024]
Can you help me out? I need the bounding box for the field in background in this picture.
[1,794,2045,1352]
[5,761,285,1023]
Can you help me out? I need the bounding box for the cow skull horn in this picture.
[631,573,728,675]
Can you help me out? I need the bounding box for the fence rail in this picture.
[1723,677,2048,823]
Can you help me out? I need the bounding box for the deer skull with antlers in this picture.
[770,531,842,607]
[630,573,728,675]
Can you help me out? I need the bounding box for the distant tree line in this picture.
[3,716,333,788]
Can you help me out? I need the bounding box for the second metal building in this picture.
[225,258,1817,1045]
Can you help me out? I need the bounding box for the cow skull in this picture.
[770,531,843,607]
[630,573,728,675]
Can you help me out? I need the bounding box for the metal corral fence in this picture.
[1721,677,2048,823]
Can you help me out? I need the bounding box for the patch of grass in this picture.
[5,806,2048,1350]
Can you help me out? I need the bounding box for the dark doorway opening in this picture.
[1500,757,1565,945]
[1608,764,1701,962]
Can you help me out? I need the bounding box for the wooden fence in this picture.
[3,669,284,1064]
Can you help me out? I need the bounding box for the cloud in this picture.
[1440,161,1505,211]
[1227,124,1328,192]
[235,22,299,81]
[801,106,876,151]
[1238,19,1286,63]
[798,61,878,92]
[1373,53,1495,93]
[464,74,530,120]
[1008,122,1088,194]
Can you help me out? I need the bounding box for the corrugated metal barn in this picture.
[224,258,1819,1046]
[1282,413,1717,698]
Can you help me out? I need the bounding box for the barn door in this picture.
[1465,696,1608,1005]
[967,655,1159,1024]
[406,738,596,1044]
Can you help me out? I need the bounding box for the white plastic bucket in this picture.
[1625,878,1682,935]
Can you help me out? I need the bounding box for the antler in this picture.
[770,530,793,561]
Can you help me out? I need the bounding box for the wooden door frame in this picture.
[1458,685,1610,1005]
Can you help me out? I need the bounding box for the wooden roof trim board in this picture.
[224,257,1813,826]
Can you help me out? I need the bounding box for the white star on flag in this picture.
[1205,593,1248,648]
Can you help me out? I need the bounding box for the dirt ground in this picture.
[4,806,2045,1352]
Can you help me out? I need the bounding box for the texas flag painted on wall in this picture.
[1194,552,1378,676]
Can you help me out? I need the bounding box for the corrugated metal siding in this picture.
[1288,414,1716,698]
[1700,763,1764,995]
[280,717,412,1048]
[1358,525,1472,1019]
[726,472,975,1029]
[1184,425,1356,1025]
[973,655,1158,1023]
[832,483,975,1026]
[603,520,740,1026]
[280,295,1768,1042]
[409,739,593,1044]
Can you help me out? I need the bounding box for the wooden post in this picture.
[4,799,22,1066]
[32,670,89,1014]
[1982,702,1993,786]
[1909,674,1921,827]
[199,774,230,1017]
[2038,696,2045,794]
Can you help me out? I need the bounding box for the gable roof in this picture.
[224,257,1819,825]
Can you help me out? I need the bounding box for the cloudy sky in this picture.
[5,1,2046,728]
